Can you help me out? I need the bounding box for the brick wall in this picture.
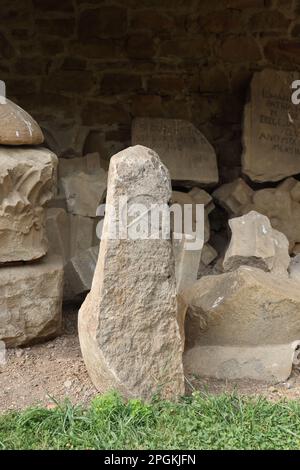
[1,0,299,181]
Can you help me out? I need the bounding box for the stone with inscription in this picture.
[132,118,218,185]
[242,69,300,182]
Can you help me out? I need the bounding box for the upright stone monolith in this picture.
[78,145,185,400]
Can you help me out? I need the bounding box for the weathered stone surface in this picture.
[61,170,107,217]
[0,98,44,145]
[214,177,300,252]
[213,178,253,216]
[46,208,99,300]
[184,342,300,383]
[0,147,57,262]
[79,145,184,400]
[185,266,300,348]
[242,69,300,182]
[223,211,277,272]
[173,233,203,294]
[58,152,103,178]
[200,243,218,267]
[172,190,209,242]
[132,118,218,185]
[64,246,99,300]
[45,208,70,264]
[289,254,300,281]
[0,254,63,347]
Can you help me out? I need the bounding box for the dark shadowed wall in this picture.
[1,0,299,181]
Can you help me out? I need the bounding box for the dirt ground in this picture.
[1,306,300,413]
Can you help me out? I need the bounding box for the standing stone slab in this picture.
[132,118,218,185]
[242,69,300,182]
[78,145,184,400]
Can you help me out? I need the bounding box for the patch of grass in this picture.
[1,391,300,449]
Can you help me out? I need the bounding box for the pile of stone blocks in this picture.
[0,98,63,347]
[46,152,107,301]
[183,211,300,383]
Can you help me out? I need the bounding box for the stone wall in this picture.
[1,0,300,181]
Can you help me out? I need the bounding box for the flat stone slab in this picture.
[242,69,300,182]
[132,118,218,185]
[184,342,300,383]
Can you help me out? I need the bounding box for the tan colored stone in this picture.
[79,145,184,400]
[0,254,63,347]
[173,233,203,294]
[185,266,300,348]
[184,342,300,383]
[213,178,253,216]
[223,211,276,272]
[214,177,300,253]
[64,246,99,300]
[0,98,44,145]
[0,147,57,263]
[61,170,107,217]
[132,118,218,185]
[242,69,300,182]
[200,243,218,266]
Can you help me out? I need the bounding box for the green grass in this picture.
[1,391,300,450]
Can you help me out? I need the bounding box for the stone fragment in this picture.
[61,170,107,217]
[223,211,276,272]
[242,69,300,182]
[0,146,57,262]
[272,229,290,276]
[200,243,218,267]
[185,266,300,348]
[58,152,103,179]
[42,122,88,157]
[184,342,300,383]
[289,254,300,281]
[214,177,300,252]
[173,233,203,294]
[213,178,253,216]
[45,208,70,264]
[79,145,185,400]
[45,209,99,300]
[0,98,44,145]
[188,187,215,213]
[172,190,209,242]
[132,118,218,185]
[0,254,63,347]
[64,246,99,300]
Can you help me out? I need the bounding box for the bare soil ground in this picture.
[1,306,300,413]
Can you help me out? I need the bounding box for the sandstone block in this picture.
[184,342,300,383]
[0,254,63,347]
[0,98,44,145]
[185,266,300,349]
[79,145,185,400]
[0,147,57,262]
[242,69,300,182]
[61,170,107,217]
